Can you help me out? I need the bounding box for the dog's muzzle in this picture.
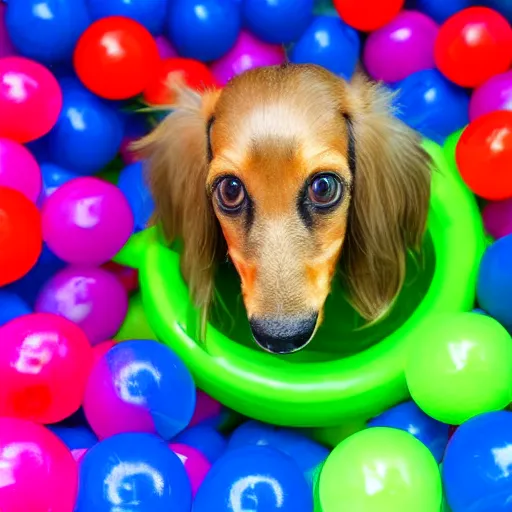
[249,314,318,354]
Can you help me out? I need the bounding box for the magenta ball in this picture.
[42,177,134,265]
[363,10,438,84]
[0,418,78,512]
[170,443,211,498]
[483,198,512,240]
[469,71,512,121]
[210,30,285,86]
[0,4,15,58]
[0,137,41,202]
[35,266,128,345]
[119,136,140,165]
[190,390,223,428]
[155,35,178,59]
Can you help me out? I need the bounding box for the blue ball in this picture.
[367,401,449,462]
[47,425,98,451]
[46,77,124,175]
[289,15,360,80]
[75,432,191,512]
[477,235,512,331]
[242,0,314,45]
[38,162,79,205]
[167,0,241,62]
[117,162,154,233]
[407,0,471,23]
[0,291,31,327]
[5,0,90,65]
[87,0,168,35]
[390,69,470,145]
[173,425,227,463]
[194,446,313,512]
[443,411,512,512]
[476,0,512,23]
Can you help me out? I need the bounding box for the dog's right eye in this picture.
[216,176,246,213]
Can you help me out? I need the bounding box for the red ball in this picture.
[456,110,512,200]
[73,16,160,100]
[142,57,219,106]
[435,7,512,88]
[0,186,42,286]
[0,313,93,424]
[333,0,405,31]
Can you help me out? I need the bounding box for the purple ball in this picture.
[155,35,178,59]
[470,71,512,121]
[210,30,285,86]
[363,10,438,84]
[483,199,512,240]
[0,4,16,58]
[35,266,128,345]
[42,177,134,266]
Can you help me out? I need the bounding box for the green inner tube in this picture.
[115,140,486,427]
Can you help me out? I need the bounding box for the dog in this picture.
[134,63,431,355]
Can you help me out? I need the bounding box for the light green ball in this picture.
[405,312,512,425]
[318,427,442,512]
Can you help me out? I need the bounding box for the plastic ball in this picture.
[155,35,178,58]
[45,78,124,175]
[47,424,98,462]
[42,177,134,265]
[211,30,285,86]
[189,390,223,428]
[0,417,78,512]
[173,425,227,463]
[289,15,360,80]
[91,340,115,367]
[367,400,449,462]
[242,0,314,45]
[469,71,512,121]
[0,3,16,58]
[0,186,42,286]
[477,234,512,330]
[194,446,313,512]
[0,312,92,423]
[318,427,442,511]
[0,138,41,202]
[38,162,79,205]
[456,111,512,200]
[87,0,168,35]
[35,266,129,345]
[411,0,470,24]
[5,0,90,65]
[333,0,405,31]
[483,199,512,240]
[143,57,218,106]
[167,0,241,62]
[102,261,139,294]
[83,339,196,440]
[170,443,211,497]
[75,432,192,512]
[405,312,512,425]
[0,290,31,327]
[364,11,438,83]
[74,16,160,100]
[390,69,469,144]
[0,56,62,143]
[477,0,512,23]
[434,7,512,88]
[119,136,140,165]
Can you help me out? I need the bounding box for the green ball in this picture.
[405,312,512,425]
[318,427,442,512]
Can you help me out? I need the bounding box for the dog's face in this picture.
[136,64,431,355]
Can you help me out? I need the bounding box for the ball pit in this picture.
[0,0,511,510]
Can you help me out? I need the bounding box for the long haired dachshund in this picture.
[134,63,431,355]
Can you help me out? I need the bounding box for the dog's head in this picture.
[135,64,431,354]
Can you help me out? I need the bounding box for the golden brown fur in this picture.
[134,64,431,353]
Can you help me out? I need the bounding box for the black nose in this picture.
[249,314,318,354]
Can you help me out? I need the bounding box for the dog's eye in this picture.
[217,176,246,212]
[309,173,342,207]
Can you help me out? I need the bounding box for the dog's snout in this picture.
[249,314,318,354]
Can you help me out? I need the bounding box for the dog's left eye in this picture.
[309,173,343,207]
[216,176,246,212]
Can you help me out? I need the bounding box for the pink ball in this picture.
[210,30,285,86]
[91,340,116,367]
[0,313,92,424]
[170,443,212,497]
[363,10,438,83]
[0,138,41,202]
[470,71,512,121]
[35,266,128,346]
[42,177,134,265]
[0,418,77,512]
[0,4,15,58]
[155,35,178,59]
[0,56,62,143]
[483,198,512,240]
[190,390,223,428]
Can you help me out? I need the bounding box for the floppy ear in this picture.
[341,73,432,321]
[132,84,222,314]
